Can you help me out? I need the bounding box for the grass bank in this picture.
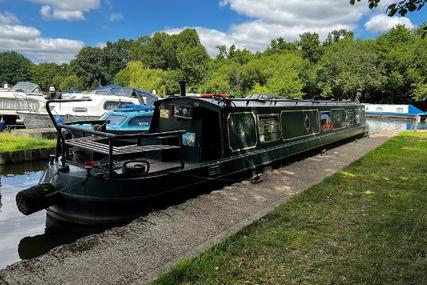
[0,133,55,153]
[154,132,427,285]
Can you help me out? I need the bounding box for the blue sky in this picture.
[0,0,425,63]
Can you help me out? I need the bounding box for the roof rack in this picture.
[219,97,355,107]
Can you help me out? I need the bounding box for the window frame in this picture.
[257,113,282,144]
[227,111,258,153]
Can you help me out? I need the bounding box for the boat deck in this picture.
[115,158,182,174]
[65,136,180,156]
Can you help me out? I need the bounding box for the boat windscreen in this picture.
[106,114,127,125]
[11,82,41,94]
[128,116,152,127]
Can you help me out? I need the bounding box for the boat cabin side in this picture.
[151,97,366,163]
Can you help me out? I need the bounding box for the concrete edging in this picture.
[0,148,55,165]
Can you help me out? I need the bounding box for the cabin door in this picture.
[200,109,222,161]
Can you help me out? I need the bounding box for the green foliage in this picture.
[350,0,426,16]
[60,75,82,91]
[0,133,55,153]
[298,33,323,63]
[31,63,71,91]
[413,83,427,100]
[325,29,354,45]
[103,39,134,83]
[0,51,32,85]
[1,23,426,103]
[316,38,385,101]
[267,67,303,98]
[114,61,179,96]
[265,38,298,55]
[71,47,107,89]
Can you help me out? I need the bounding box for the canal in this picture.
[0,117,425,270]
[0,161,105,269]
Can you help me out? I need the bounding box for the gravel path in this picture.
[0,131,398,285]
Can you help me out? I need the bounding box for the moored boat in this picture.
[364,103,427,119]
[17,86,157,129]
[0,82,46,125]
[16,82,368,225]
[73,104,154,134]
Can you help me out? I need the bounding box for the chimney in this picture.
[179,80,186,97]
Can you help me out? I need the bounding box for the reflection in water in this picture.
[0,161,122,269]
[367,117,427,134]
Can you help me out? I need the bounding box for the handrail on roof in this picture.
[218,97,355,106]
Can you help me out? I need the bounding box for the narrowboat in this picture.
[16,83,367,225]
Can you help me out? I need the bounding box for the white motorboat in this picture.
[0,82,46,125]
[18,86,157,129]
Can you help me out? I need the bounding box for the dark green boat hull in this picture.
[45,124,366,224]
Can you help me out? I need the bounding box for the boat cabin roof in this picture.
[157,95,362,112]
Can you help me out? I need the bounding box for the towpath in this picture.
[0,131,398,285]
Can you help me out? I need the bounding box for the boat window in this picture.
[228,112,257,152]
[332,109,346,129]
[320,111,333,132]
[355,109,362,124]
[104,101,132,110]
[396,107,404,113]
[345,110,355,127]
[72,107,87,113]
[106,114,126,125]
[258,114,281,143]
[128,116,152,127]
[376,107,383,112]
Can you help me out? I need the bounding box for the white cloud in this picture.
[29,0,100,21]
[165,0,370,57]
[364,14,414,33]
[221,0,368,27]
[0,12,20,25]
[0,25,40,40]
[109,13,123,22]
[0,13,83,63]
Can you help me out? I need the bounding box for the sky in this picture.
[0,0,425,63]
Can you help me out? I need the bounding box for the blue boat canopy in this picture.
[93,85,158,105]
[114,103,154,112]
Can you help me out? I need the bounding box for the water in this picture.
[367,117,427,134]
[0,161,104,269]
[0,117,425,270]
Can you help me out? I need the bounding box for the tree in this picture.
[325,29,354,45]
[31,63,71,91]
[298,33,323,63]
[60,75,82,91]
[176,44,210,90]
[350,0,426,34]
[103,39,133,83]
[316,39,385,101]
[71,47,107,89]
[0,51,32,85]
[375,25,423,102]
[265,38,297,55]
[114,61,179,96]
[350,0,426,16]
[265,54,305,98]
